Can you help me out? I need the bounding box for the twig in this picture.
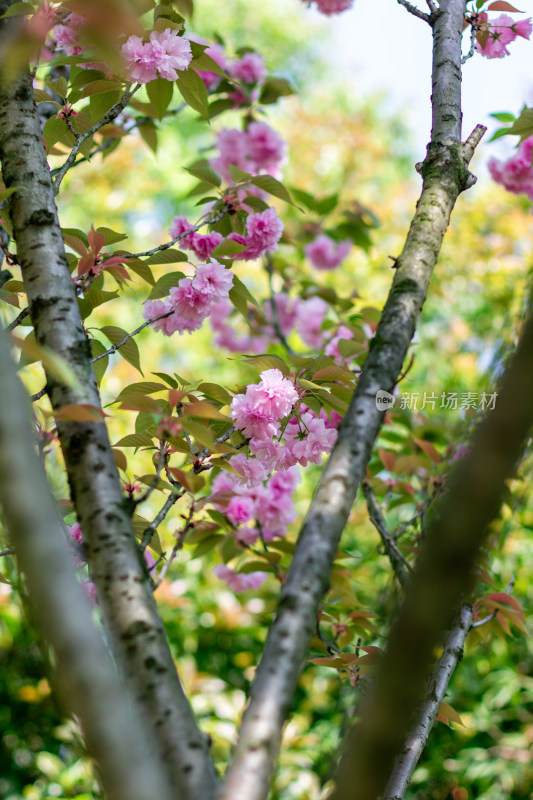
[53,84,141,195]
[153,500,195,589]
[382,603,473,800]
[393,488,440,540]
[265,255,295,355]
[363,481,412,587]
[471,574,515,628]
[5,306,30,332]
[396,0,431,22]
[426,0,437,12]
[0,547,15,557]
[92,312,174,363]
[31,387,47,403]
[462,19,478,64]
[134,447,168,508]
[141,489,184,551]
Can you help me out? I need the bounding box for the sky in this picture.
[318,0,533,168]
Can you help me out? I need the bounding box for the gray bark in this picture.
[0,8,217,797]
[220,4,476,800]
[0,326,174,800]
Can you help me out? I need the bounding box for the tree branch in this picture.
[219,3,482,797]
[363,480,412,587]
[52,83,141,196]
[396,0,431,22]
[382,603,473,800]
[332,292,533,800]
[0,325,174,800]
[0,31,217,800]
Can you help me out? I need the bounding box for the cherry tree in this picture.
[0,1,532,799]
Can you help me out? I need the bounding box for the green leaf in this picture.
[151,371,178,388]
[115,433,155,448]
[191,534,224,559]
[250,175,300,208]
[508,108,533,139]
[82,80,124,97]
[228,274,258,319]
[185,161,221,187]
[138,119,158,154]
[316,193,339,216]
[489,112,516,123]
[96,226,128,245]
[144,249,188,265]
[148,271,187,299]
[199,382,232,405]
[90,338,108,385]
[89,90,121,123]
[176,68,209,119]
[211,239,247,257]
[115,382,168,402]
[259,76,295,104]
[242,195,270,213]
[100,325,142,374]
[191,52,229,79]
[228,164,253,182]
[128,259,155,286]
[181,419,215,449]
[43,116,68,149]
[146,77,174,120]
[243,353,290,376]
[0,2,34,17]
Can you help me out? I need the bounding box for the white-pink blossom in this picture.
[305,0,353,15]
[475,13,519,59]
[284,412,337,467]
[250,369,298,419]
[121,28,192,84]
[169,214,196,247]
[305,234,350,270]
[226,495,255,525]
[296,296,328,348]
[142,297,181,336]
[229,392,280,440]
[192,261,234,302]
[242,208,284,259]
[213,564,267,592]
[247,121,286,173]
[54,12,85,56]
[229,453,268,488]
[488,136,533,200]
[325,325,354,364]
[230,52,267,84]
[169,278,212,321]
[189,232,224,260]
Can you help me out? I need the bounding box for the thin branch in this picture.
[0,546,15,557]
[462,20,477,64]
[52,84,141,196]
[153,500,195,589]
[426,0,438,12]
[265,255,295,355]
[382,603,473,800]
[396,0,431,22]
[471,574,515,628]
[92,312,174,363]
[134,446,168,508]
[141,489,185,551]
[363,481,412,587]
[31,387,47,403]
[4,305,29,331]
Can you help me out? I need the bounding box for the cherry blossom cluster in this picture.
[170,207,284,263]
[474,12,532,59]
[121,28,192,83]
[488,136,533,200]
[305,234,351,270]
[229,369,337,470]
[54,11,86,56]
[143,260,234,336]
[193,38,267,106]
[211,122,287,182]
[301,0,354,15]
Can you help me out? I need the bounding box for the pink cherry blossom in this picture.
[251,369,299,419]
[142,297,181,336]
[144,550,157,579]
[189,232,224,260]
[169,214,196,247]
[284,412,337,467]
[54,12,85,56]
[265,293,299,337]
[305,0,353,15]
[240,208,284,260]
[229,392,281,440]
[305,234,351,270]
[476,13,517,59]
[229,453,268,488]
[514,18,532,39]
[82,579,98,605]
[296,296,328,348]
[213,564,267,592]
[226,495,255,525]
[488,136,533,200]
[325,325,354,364]
[169,278,212,321]
[211,128,249,182]
[121,28,192,84]
[247,122,287,174]
[230,52,267,84]
[192,261,234,302]
[190,38,227,90]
